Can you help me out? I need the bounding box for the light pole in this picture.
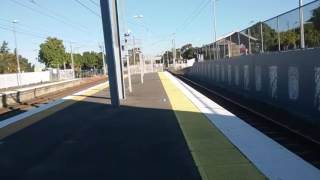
[172,33,176,68]
[12,20,21,85]
[299,0,305,49]
[133,14,144,84]
[124,32,132,92]
[70,43,75,78]
[212,0,217,60]
[99,44,107,76]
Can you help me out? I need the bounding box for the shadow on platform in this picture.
[0,97,203,180]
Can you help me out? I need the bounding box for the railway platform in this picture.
[0,72,319,180]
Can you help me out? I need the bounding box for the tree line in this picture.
[38,37,104,71]
[0,41,34,74]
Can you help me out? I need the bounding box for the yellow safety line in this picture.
[158,72,210,178]
[0,83,109,140]
[158,72,265,180]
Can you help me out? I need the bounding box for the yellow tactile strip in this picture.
[0,83,108,140]
[158,72,265,180]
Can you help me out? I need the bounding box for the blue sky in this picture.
[0,0,315,68]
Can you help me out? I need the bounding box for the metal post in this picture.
[238,32,241,55]
[132,36,136,65]
[166,51,169,66]
[100,0,125,107]
[12,20,21,86]
[277,16,281,51]
[216,42,219,59]
[209,45,212,60]
[260,22,264,53]
[299,0,305,49]
[213,0,217,60]
[151,57,154,72]
[162,53,164,71]
[70,43,75,78]
[101,45,107,75]
[140,53,144,84]
[172,34,176,68]
[126,55,132,92]
[229,35,232,58]
[142,54,145,76]
[223,39,226,58]
[124,33,132,92]
[248,28,251,54]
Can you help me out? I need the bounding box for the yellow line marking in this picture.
[158,72,210,178]
[0,83,109,140]
[158,72,265,180]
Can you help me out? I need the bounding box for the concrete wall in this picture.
[0,71,50,89]
[187,48,320,121]
[0,79,82,108]
[0,69,74,89]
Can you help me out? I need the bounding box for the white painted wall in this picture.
[0,69,75,89]
[0,71,50,89]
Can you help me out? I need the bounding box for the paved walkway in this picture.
[0,72,264,180]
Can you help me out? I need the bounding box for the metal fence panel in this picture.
[303,1,320,48]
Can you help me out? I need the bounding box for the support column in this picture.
[100,0,125,107]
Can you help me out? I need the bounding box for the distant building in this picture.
[201,31,259,60]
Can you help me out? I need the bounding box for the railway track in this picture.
[0,77,107,121]
[172,72,320,169]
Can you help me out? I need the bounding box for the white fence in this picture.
[0,69,75,89]
[124,63,191,75]
[50,69,74,81]
[124,64,164,75]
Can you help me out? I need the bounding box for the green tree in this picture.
[305,23,320,47]
[0,41,10,54]
[82,51,100,69]
[73,53,84,70]
[262,22,278,51]
[0,48,34,73]
[280,31,298,50]
[161,51,173,63]
[304,6,320,48]
[310,6,320,30]
[182,48,195,60]
[38,37,66,68]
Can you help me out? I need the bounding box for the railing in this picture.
[124,64,164,75]
[75,69,104,79]
[202,0,320,59]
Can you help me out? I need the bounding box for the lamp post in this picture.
[124,32,132,92]
[172,33,176,68]
[99,44,107,76]
[212,0,217,60]
[299,0,305,49]
[133,14,144,84]
[70,43,75,78]
[12,20,21,85]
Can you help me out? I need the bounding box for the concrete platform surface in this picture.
[0,73,201,180]
[0,72,276,180]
